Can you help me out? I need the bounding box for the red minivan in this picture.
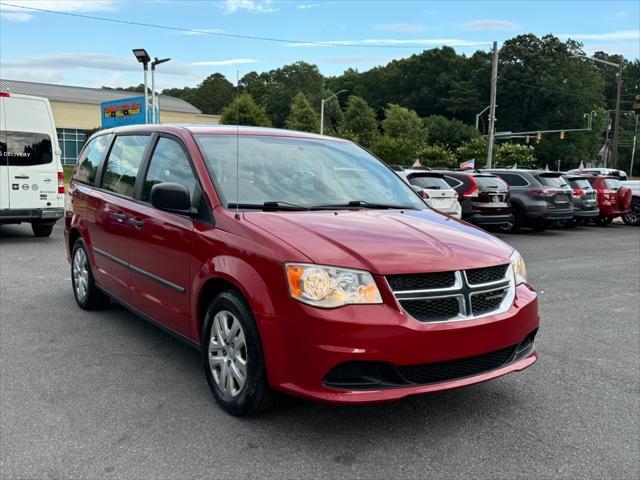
[65,125,539,416]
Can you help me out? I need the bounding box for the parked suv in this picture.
[584,175,632,225]
[397,169,462,218]
[65,125,539,416]
[434,170,512,228]
[561,174,599,226]
[485,169,573,232]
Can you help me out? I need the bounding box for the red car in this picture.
[65,125,539,416]
[584,175,632,225]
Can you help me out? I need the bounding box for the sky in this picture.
[0,0,638,91]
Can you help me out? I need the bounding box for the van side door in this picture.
[0,96,8,211]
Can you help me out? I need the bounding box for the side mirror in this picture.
[150,182,191,214]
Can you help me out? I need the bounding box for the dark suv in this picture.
[485,169,573,232]
[434,170,512,228]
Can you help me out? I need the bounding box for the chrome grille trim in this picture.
[387,265,515,324]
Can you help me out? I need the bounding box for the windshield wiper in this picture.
[227,201,311,211]
[312,200,415,210]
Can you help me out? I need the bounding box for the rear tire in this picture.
[31,222,54,237]
[71,239,110,309]
[202,290,276,416]
[622,200,640,226]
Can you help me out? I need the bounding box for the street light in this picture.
[475,105,491,132]
[320,90,347,135]
[572,54,623,168]
[151,57,171,124]
[133,49,151,124]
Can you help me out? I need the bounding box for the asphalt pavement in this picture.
[1,222,639,479]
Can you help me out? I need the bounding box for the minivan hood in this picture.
[244,209,513,275]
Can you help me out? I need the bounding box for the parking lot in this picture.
[0,222,638,479]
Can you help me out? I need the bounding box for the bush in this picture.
[220,93,271,127]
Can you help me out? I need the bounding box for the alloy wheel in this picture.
[72,248,89,302]
[208,310,248,398]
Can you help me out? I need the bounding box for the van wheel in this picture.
[71,239,110,309]
[202,290,276,416]
[31,222,54,237]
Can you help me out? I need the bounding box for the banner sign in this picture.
[101,96,147,128]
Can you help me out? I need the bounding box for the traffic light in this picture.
[560,131,565,140]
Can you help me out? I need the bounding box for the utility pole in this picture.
[612,61,623,169]
[486,41,498,168]
[630,114,638,177]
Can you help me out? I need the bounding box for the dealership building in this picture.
[0,79,219,164]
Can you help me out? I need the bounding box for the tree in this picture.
[456,137,488,163]
[495,143,536,167]
[102,84,145,93]
[341,96,379,147]
[286,92,319,132]
[418,145,457,168]
[424,115,479,150]
[320,90,345,135]
[382,104,426,144]
[219,93,271,127]
[371,136,419,165]
[163,73,235,115]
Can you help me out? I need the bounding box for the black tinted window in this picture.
[143,137,197,202]
[475,176,506,189]
[102,135,149,197]
[495,173,528,187]
[568,178,591,189]
[75,134,112,185]
[0,131,52,166]
[537,175,567,188]
[443,175,464,190]
[409,176,451,190]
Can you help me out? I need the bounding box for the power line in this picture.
[498,77,602,101]
[0,2,491,50]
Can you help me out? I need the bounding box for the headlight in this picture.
[285,263,382,308]
[510,249,527,285]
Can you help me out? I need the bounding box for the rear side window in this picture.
[568,178,591,190]
[474,176,506,189]
[0,131,52,166]
[443,175,464,191]
[101,135,149,198]
[495,173,528,187]
[409,176,451,190]
[142,137,197,202]
[75,134,113,185]
[603,178,621,189]
[537,175,567,188]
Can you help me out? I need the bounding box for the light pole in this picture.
[151,57,171,124]
[475,105,491,132]
[572,55,623,169]
[486,41,499,168]
[132,49,151,124]
[320,90,347,135]
[630,113,638,177]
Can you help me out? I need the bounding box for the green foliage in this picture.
[219,93,271,127]
[417,145,457,168]
[371,136,420,165]
[424,115,480,150]
[320,90,345,134]
[341,96,379,147]
[286,92,319,133]
[382,104,426,144]
[456,137,488,163]
[495,143,536,167]
[162,73,235,115]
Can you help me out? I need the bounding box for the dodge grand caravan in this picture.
[65,125,539,416]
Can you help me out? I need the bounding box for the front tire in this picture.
[71,239,110,309]
[31,222,54,237]
[202,290,276,416]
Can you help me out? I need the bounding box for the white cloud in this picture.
[0,0,116,22]
[287,38,491,48]
[297,3,319,9]
[462,20,519,31]
[560,30,640,41]
[375,23,424,33]
[223,0,278,14]
[192,58,258,66]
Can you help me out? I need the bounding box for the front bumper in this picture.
[258,284,539,403]
[0,208,64,224]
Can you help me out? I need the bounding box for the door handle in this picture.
[113,213,127,223]
[129,218,144,229]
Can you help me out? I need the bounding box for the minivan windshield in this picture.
[196,135,424,210]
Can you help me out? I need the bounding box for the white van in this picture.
[1,92,64,237]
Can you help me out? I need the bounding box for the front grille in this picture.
[471,288,508,314]
[386,271,456,291]
[401,297,460,322]
[397,344,516,384]
[465,264,508,285]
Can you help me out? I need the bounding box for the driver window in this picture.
[101,135,149,197]
[142,137,197,203]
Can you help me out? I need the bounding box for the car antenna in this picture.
[235,70,240,220]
